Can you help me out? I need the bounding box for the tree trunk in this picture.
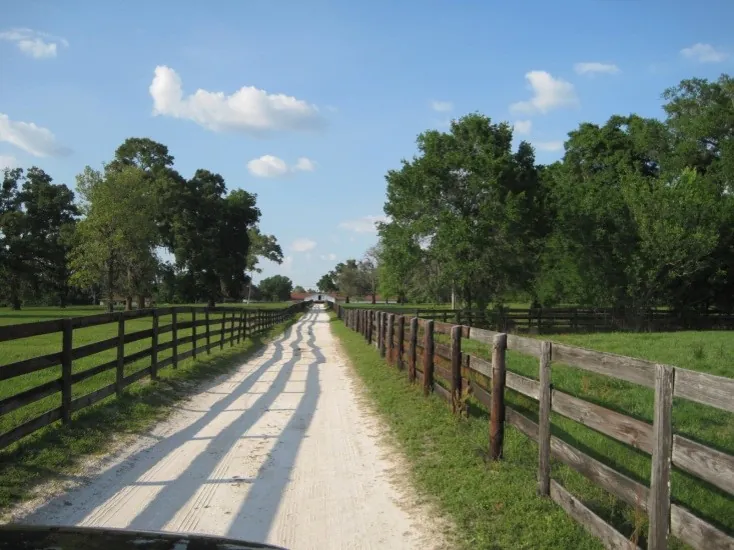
[125,296,133,311]
[207,297,216,308]
[9,280,21,311]
[371,294,376,304]
[137,295,145,309]
[107,260,115,313]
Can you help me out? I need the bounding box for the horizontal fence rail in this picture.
[339,305,734,333]
[0,303,310,451]
[333,303,734,550]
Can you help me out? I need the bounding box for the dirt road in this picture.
[15,306,446,550]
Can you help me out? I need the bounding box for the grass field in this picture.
[0,310,302,513]
[334,313,734,549]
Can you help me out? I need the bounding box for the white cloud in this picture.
[514,120,532,135]
[0,113,70,157]
[680,43,728,63]
[0,155,18,170]
[320,253,337,261]
[510,71,579,115]
[574,62,620,75]
[247,155,288,177]
[338,215,390,234]
[0,28,68,59]
[534,140,564,152]
[247,155,317,177]
[149,65,325,135]
[291,238,316,252]
[293,157,316,172]
[430,100,453,112]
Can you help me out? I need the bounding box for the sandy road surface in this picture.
[14,306,446,550]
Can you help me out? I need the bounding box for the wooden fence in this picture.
[0,303,309,452]
[341,305,734,333]
[334,303,734,550]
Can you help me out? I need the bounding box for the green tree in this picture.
[167,170,260,306]
[258,275,293,301]
[382,114,539,309]
[317,272,338,293]
[621,168,727,313]
[293,285,307,293]
[535,115,666,307]
[70,165,158,312]
[0,167,77,309]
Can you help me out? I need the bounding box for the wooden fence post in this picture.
[116,315,125,395]
[387,313,395,364]
[220,311,225,349]
[423,320,434,396]
[409,317,418,382]
[243,310,248,340]
[238,310,244,343]
[396,316,405,370]
[151,310,159,379]
[230,310,235,346]
[375,311,383,355]
[366,311,373,344]
[648,364,675,550]
[61,318,73,423]
[537,340,552,496]
[490,333,507,460]
[172,309,178,368]
[451,325,462,414]
[205,309,211,354]
[192,309,197,360]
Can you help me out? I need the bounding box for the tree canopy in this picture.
[1,137,279,310]
[320,73,734,315]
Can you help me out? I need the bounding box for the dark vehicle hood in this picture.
[0,524,287,550]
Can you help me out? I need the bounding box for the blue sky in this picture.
[1,0,733,289]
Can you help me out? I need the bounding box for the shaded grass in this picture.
[0,313,301,513]
[329,315,602,550]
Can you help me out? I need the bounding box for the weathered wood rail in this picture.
[334,303,734,550]
[345,305,734,333]
[0,303,309,451]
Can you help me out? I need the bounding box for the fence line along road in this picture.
[333,303,734,550]
[0,303,310,452]
[341,305,734,333]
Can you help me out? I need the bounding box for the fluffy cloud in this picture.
[514,120,532,135]
[574,62,620,75]
[149,65,325,135]
[0,113,70,157]
[534,140,564,152]
[0,28,68,59]
[680,43,728,63]
[293,157,316,172]
[430,100,453,112]
[291,238,316,252]
[510,71,579,115]
[338,215,390,234]
[247,155,317,177]
[0,155,18,170]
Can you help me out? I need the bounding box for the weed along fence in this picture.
[333,304,734,550]
[0,303,309,452]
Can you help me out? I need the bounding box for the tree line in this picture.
[0,138,286,311]
[320,74,734,315]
